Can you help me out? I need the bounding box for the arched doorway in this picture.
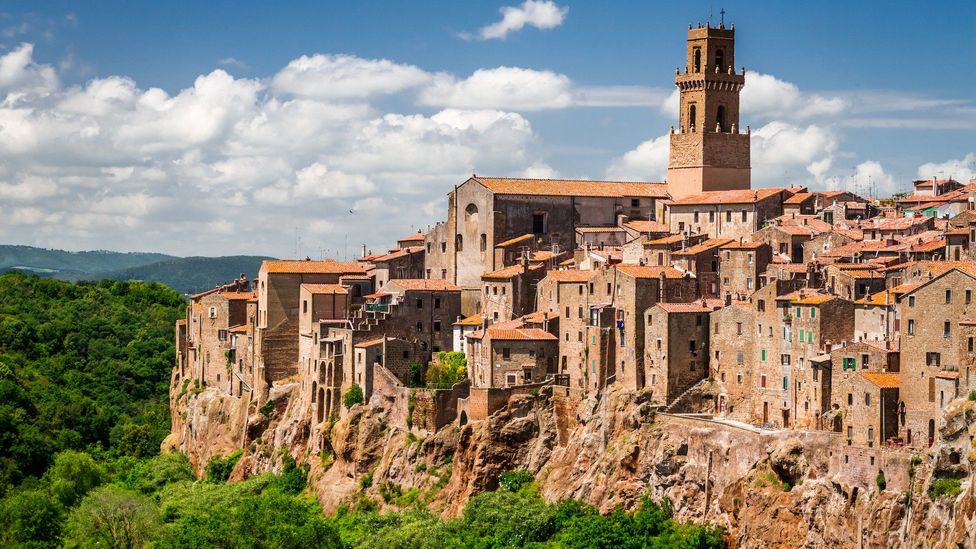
[325,389,332,418]
[928,419,935,447]
[459,411,468,426]
[317,388,325,423]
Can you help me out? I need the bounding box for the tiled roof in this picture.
[262,259,367,275]
[861,372,900,389]
[669,187,785,206]
[784,192,814,204]
[453,313,484,327]
[720,240,765,250]
[229,324,247,333]
[355,337,397,348]
[398,231,425,242]
[482,263,543,280]
[908,239,946,253]
[300,283,348,294]
[471,176,668,198]
[779,291,835,305]
[644,234,685,246]
[936,371,960,380]
[386,279,460,292]
[546,270,601,282]
[623,220,670,233]
[615,264,686,279]
[496,234,534,248]
[521,310,560,323]
[485,327,558,341]
[373,246,424,262]
[576,226,625,233]
[655,299,723,313]
[218,290,257,301]
[672,238,734,256]
[856,283,920,305]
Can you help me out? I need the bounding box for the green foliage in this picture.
[359,471,374,490]
[498,469,534,493]
[408,362,424,388]
[344,384,364,409]
[0,272,183,497]
[205,450,244,483]
[929,477,963,499]
[63,485,160,549]
[426,351,467,388]
[273,454,308,495]
[259,400,275,416]
[968,390,976,401]
[0,488,64,547]
[876,470,887,491]
[46,450,106,507]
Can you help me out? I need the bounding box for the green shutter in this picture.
[808,331,813,344]
[761,349,766,361]
[783,376,788,390]
[810,307,816,319]
[796,307,801,318]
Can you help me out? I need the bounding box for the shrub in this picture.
[205,450,244,483]
[344,384,364,409]
[929,477,962,499]
[876,470,887,491]
[415,462,427,473]
[968,390,976,401]
[259,400,274,417]
[359,472,374,490]
[408,362,424,387]
[498,470,534,493]
[47,450,106,507]
[426,352,467,387]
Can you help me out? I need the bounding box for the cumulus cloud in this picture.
[605,134,669,182]
[0,44,547,257]
[741,72,846,120]
[750,121,839,185]
[419,67,573,111]
[463,0,568,41]
[917,153,976,184]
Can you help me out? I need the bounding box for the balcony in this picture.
[364,303,390,313]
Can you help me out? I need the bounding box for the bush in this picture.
[929,477,962,499]
[426,352,467,387]
[63,485,160,548]
[968,390,976,401]
[205,450,243,483]
[498,469,534,493]
[876,470,887,491]
[408,362,424,387]
[0,489,65,547]
[359,472,374,490]
[47,450,106,507]
[343,384,364,409]
[259,400,275,417]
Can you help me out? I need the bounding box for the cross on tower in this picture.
[719,8,726,26]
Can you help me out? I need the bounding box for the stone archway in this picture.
[459,411,468,426]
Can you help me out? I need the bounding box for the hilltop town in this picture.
[167,22,976,547]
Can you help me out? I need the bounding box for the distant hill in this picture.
[0,245,273,294]
[0,244,175,278]
[100,255,273,294]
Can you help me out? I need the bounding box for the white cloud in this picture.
[419,67,572,111]
[846,160,897,196]
[464,0,568,41]
[270,54,431,100]
[749,121,839,185]
[916,153,976,184]
[294,162,376,198]
[742,72,846,120]
[605,134,669,182]
[0,43,58,95]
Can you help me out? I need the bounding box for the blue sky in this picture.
[1,1,974,257]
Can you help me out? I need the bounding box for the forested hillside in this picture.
[0,245,173,277]
[101,255,274,295]
[0,273,723,547]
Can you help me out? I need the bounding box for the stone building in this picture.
[644,299,721,405]
[667,22,750,199]
[480,261,547,322]
[536,269,604,391]
[829,341,901,446]
[666,188,788,240]
[853,284,917,345]
[897,266,976,448]
[376,279,462,357]
[710,301,756,420]
[465,325,558,388]
[373,246,425,290]
[718,240,770,299]
[825,264,886,301]
[642,233,707,266]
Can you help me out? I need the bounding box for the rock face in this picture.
[168,378,976,548]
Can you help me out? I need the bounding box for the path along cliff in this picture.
[164,377,976,548]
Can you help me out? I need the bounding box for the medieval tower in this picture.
[666,22,751,200]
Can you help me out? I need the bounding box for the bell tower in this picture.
[667,21,750,200]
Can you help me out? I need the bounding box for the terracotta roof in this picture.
[615,264,686,279]
[300,283,348,294]
[857,216,932,231]
[576,226,625,234]
[856,283,920,305]
[485,327,557,341]
[936,371,960,380]
[861,372,900,389]
[530,250,561,262]
[784,192,814,205]
[229,325,247,334]
[669,187,785,206]
[654,299,723,313]
[262,259,367,275]
[471,176,668,198]
[672,238,734,256]
[358,252,385,261]
[944,228,970,236]
[355,337,397,348]
[720,240,765,250]
[363,292,389,299]
[496,234,534,248]
[453,313,484,327]
[623,220,670,233]
[482,263,543,281]
[386,279,460,292]
[644,234,685,246]
[546,270,600,282]
[218,290,257,301]
[779,291,836,305]
[398,231,425,242]
[521,310,559,323]
[908,238,946,253]
[373,246,424,263]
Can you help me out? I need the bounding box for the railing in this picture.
[365,303,389,313]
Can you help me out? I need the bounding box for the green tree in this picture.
[47,450,106,507]
[63,485,159,549]
[426,352,467,388]
[0,489,65,548]
[344,384,364,409]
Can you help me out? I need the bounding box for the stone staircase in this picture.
[664,378,712,413]
[349,297,403,333]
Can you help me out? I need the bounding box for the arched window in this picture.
[688,105,697,131]
[716,105,726,132]
[693,48,701,72]
[715,49,724,72]
[480,233,487,252]
[455,234,463,251]
[464,203,479,223]
[316,388,325,422]
[311,381,317,402]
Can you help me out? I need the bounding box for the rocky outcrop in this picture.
[167,376,976,547]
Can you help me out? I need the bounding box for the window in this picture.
[810,307,816,319]
[946,289,952,304]
[441,242,447,253]
[416,298,424,309]
[782,376,788,390]
[441,269,447,278]
[426,269,431,278]
[861,354,869,369]
[493,286,498,295]
[847,426,853,440]
[631,198,640,207]
[501,286,506,295]
[302,300,308,314]
[908,295,915,307]
[694,211,699,223]
[532,213,547,234]
[847,393,853,405]
[967,289,972,304]
[455,234,463,251]
[434,297,441,308]
[760,374,767,388]
[969,337,974,353]
[710,211,716,223]
[688,106,697,131]
[480,234,487,252]
[716,105,726,131]
[502,347,511,359]
[218,330,227,342]
[944,321,951,338]
[843,357,855,371]
[737,373,743,384]
[926,352,941,367]
[726,210,732,222]
[208,306,217,319]
[781,354,791,366]
[678,221,685,232]
[693,48,702,72]
[736,322,742,335]
[403,350,410,359]
[689,340,697,352]
[742,210,747,222]
[865,393,871,406]
[736,351,744,364]
[578,307,583,319]
[416,322,423,332]
[761,349,766,361]
[795,307,801,318]
[715,48,724,71]
[907,319,915,335]
[433,320,441,332]
[758,299,765,312]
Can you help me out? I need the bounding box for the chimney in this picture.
[361,243,367,258]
